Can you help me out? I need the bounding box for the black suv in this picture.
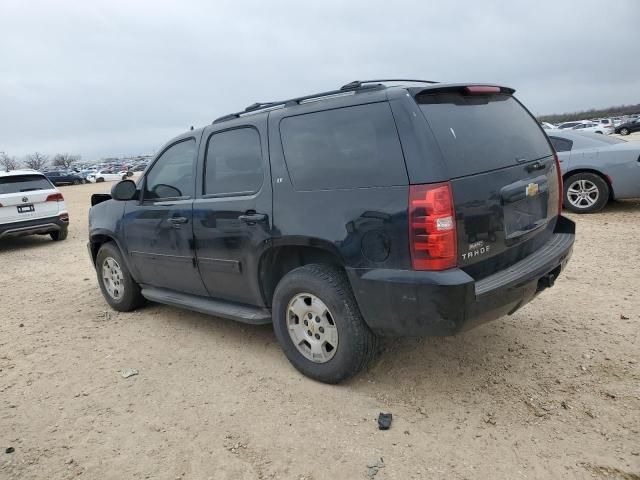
[88,79,575,383]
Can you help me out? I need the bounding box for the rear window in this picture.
[0,175,53,194]
[280,102,408,190]
[417,93,553,178]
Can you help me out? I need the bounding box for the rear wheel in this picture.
[564,172,609,213]
[272,264,378,384]
[96,242,144,311]
[73,179,81,185]
[50,228,68,241]
[96,177,105,183]
[620,128,630,136]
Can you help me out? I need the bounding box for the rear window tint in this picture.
[0,175,53,194]
[417,93,552,178]
[280,102,407,190]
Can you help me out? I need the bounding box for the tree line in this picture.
[0,152,82,172]
[538,103,640,124]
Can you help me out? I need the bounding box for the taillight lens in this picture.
[46,193,64,202]
[409,182,457,270]
[553,152,563,213]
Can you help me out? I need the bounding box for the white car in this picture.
[86,170,129,183]
[571,122,613,135]
[540,121,556,130]
[0,170,69,241]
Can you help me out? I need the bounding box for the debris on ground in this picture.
[121,368,139,379]
[377,413,392,430]
[620,314,629,320]
[366,458,384,478]
[5,447,15,454]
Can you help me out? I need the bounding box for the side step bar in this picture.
[140,286,272,325]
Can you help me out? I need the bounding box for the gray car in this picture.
[546,130,640,213]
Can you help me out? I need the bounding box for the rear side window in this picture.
[0,175,53,194]
[205,127,263,196]
[549,136,573,152]
[417,93,553,178]
[280,103,407,190]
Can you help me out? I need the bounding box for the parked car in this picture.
[86,170,130,183]
[571,122,613,135]
[540,121,556,130]
[44,170,86,186]
[557,121,585,129]
[546,130,640,213]
[88,80,575,383]
[0,170,69,241]
[614,118,640,135]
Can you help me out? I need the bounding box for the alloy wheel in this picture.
[567,179,599,209]
[286,293,338,363]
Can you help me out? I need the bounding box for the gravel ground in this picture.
[1,176,639,479]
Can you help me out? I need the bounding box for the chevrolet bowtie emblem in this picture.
[525,183,539,197]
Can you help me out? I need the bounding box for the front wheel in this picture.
[619,128,630,136]
[96,242,144,311]
[564,172,609,213]
[272,264,378,384]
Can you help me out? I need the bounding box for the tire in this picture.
[95,242,144,312]
[563,172,609,213]
[73,179,81,185]
[122,175,127,180]
[595,131,603,134]
[272,264,378,384]
[619,128,630,136]
[96,177,105,183]
[50,227,68,241]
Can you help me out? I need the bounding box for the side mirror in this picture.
[111,180,138,201]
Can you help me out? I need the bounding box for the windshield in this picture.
[0,175,53,194]
[417,93,552,178]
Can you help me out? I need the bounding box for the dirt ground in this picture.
[1,174,639,479]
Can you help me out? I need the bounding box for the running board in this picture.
[140,286,272,325]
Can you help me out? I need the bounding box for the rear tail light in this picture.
[46,193,64,202]
[409,182,457,270]
[553,153,563,213]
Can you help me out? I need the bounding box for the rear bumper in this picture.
[0,214,69,239]
[347,216,575,336]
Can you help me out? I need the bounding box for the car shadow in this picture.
[0,235,55,252]
[139,302,527,394]
[603,198,640,213]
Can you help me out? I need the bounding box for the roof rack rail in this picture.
[340,79,439,90]
[212,82,386,124]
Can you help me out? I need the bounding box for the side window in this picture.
[549,136,573,152]
[204,127,263,196]
[144,139,196,200]
[280,102,407,190]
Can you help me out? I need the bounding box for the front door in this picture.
[124,137,207,296]
[193,123,272,306]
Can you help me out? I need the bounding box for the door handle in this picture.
[167,216,188,228]
[526,161,545,172]
[238,213,266,225]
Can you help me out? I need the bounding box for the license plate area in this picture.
[17,204,35,214]
[504,195,548,238]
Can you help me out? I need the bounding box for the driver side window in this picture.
[144,139,196,200]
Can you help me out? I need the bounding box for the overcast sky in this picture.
[1,0,638,160]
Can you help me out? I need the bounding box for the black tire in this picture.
[50,228,68,241]
[563,172,609,214]
[95,242,144,312]
[619,128,630,136]
[122,175,127,180]
[272,264,378,384]
[96,177,105,183]
[73,179,81,185]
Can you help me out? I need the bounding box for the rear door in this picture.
[0,174,62,223]
[123,137,207,296]
[193,119,272,306]
[413,87,561,279]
